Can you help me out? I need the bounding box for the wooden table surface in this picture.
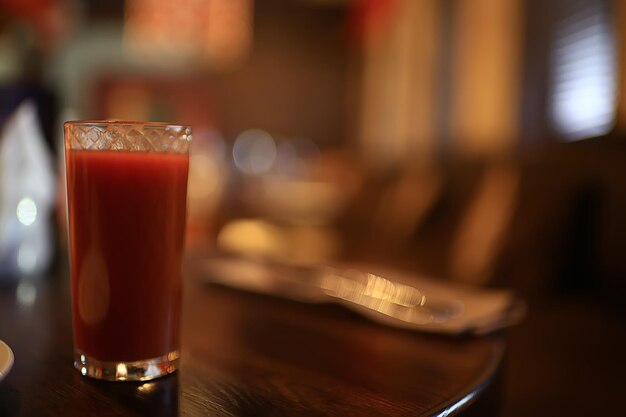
[0,258,504,416]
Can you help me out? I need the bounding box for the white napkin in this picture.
[350,263,525,335]
[0,101,56,278]
[201,257,525,336]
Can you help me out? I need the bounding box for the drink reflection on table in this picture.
[73,373,179,417]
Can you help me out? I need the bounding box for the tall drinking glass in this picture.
[64,121,191,381]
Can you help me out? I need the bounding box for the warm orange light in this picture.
[124,0,253,70]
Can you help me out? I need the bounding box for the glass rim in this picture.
[64,120,190,130]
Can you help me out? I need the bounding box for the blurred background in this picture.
[1,0,626,415]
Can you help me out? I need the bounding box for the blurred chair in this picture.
[336,149,607,297]
[369,165,443,247]
[448,162,520,286]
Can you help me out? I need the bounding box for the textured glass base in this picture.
[74,350,179,381]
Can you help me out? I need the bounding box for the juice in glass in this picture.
[64,121,190,381]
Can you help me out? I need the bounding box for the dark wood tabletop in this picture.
[0,257,504,416]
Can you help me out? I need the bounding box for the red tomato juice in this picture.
[66,149,189,362]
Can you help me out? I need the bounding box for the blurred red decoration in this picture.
[347,0,399,45]
[0,0,68,50]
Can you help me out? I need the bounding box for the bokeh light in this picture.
[16,197,37,226]
[232,129,277,175]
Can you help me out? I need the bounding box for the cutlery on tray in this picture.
[199,257,525,335]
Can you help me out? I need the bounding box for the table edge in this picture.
[427,337,505,417]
